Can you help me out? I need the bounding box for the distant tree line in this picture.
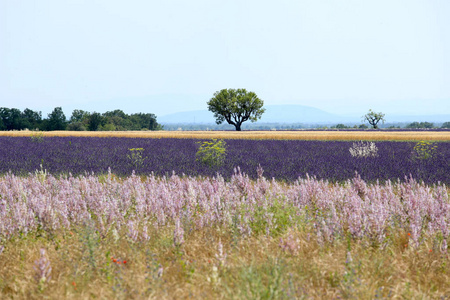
[0,107,162,131]
[330,122,450,129]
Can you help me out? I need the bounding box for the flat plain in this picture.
[0,130,449,299]
[1,129,450,141]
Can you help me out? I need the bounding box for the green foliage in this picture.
[406,122,434,129]
[332,124,350,129]
[362,109,385,129]
[66,121,87,131]
[412,141,438,160]
[0,107,161,132]
[30,131,45,143]
[195,139,227,167]
[127,148,146,169]
[207,88,265,131]
[228,259,285,299]
[87,112,105,131]
[248,199,298,236]
[47,107,67,131]
[441,122,450,129]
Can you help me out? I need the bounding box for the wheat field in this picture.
[1,130,449,141]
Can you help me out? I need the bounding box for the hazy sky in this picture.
[1,0,449,118]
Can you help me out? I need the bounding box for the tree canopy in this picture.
[0,107,162,131]
[207,88,265,131]
[362,109,385,129]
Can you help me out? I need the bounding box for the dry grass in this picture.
[1,225,449,299]
[1,130,450,141]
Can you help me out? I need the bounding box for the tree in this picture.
[333,124,349,129]
[406,121,434,129]
[129,113,159,130]
[47,107,67,131]
[70,109,90,123]
[22,108,42,130]
[207,88,265,131]
[362,109,385,129]
[0,108,26,130]
[441,122,450,129]
[86,112,104,131]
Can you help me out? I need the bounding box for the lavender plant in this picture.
[0,136,448,183]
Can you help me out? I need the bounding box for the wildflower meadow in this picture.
[0,134,449,299]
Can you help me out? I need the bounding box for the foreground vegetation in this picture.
[0,171,449,299]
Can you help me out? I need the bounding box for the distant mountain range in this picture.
[158,105,450,125]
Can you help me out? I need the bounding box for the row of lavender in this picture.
[0,171,448,250]
[0,136,448,183]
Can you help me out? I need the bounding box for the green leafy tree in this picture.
[0,107,27,130]
[47,107,67,130]
[362,109,385,129]
[87,112,105,131]
[441,122,450,129]
[129,113,159,130]
[22,108,42,130]
[406,121,434,129]
[70,109,91,123]
[207,88,265,131]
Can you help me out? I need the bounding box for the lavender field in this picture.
[0,136,448,184]
[0,136,449,298]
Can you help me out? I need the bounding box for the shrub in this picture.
[196,139,227,167]
[412,141,438,160]
[349,141,378,158]
[30,131,45,142]
[127,148,146,169]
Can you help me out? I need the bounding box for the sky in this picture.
[1,0,449,118]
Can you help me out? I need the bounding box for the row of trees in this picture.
[405,121,450,129]
[331,122,450,129]
[0,107,161,131]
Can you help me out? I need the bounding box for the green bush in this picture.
[127,148,146,169]
[30,131,45,142]
[195,139,227,167]
[412,141,438,160]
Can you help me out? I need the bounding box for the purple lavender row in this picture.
[0,170,448,250]
[0,136,448,183]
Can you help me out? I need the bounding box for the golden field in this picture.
[1,130,449,141]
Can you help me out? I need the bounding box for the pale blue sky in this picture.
[1,0,449,118]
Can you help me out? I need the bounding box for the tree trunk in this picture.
[235,123,242,131]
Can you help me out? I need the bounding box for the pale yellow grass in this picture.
[2,130,450,141]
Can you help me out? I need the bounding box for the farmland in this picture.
[1,129,450,141]
[0,132,449,299]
